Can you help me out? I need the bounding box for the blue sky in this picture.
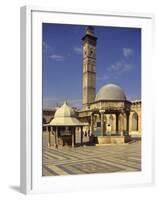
[42,23,141,109]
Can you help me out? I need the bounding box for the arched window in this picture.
[132,112,138,131]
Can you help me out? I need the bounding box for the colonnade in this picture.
[46,126,84,148]
[90,110,130,136]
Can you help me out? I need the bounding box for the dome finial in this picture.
[54,101,75,118]
[63,101,69,106]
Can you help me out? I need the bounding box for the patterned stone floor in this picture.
[42,138,141,176]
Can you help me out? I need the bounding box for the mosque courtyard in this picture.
[42,133,141,176]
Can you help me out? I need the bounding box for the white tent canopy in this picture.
[49,102,84,126]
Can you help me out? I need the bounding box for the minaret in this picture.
[82,26,97,110]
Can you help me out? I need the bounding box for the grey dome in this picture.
[95,84,126,101]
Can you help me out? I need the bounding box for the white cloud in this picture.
[97,48,134,82]
[74,47,82,54]
[123,48,134,58]
[107,61,122,72]
[96,74,110,81]
[107,61,133,73]
[43,41,54,54]
[122,63,133,71]
[49,54,64,61]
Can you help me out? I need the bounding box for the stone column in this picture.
[74,127,76,145]
[72,130,74,148]
[126,112,130,135]
[129,112,132,133]
[55,127,58,149]
[48,126,51,147]
[120,112,125,136]
[81,127,83,146]
[90,113,94,134]
[116,113,119,134]
[53,127,56,147]
[50,126,53,146]
[113,114,116,132]
[138,113,141,135]
[100,110,105,136]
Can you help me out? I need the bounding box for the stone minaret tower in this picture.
[82,26,97,110]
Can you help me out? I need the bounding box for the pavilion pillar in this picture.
[81,127,83,146]
[45,125,48,133]
[72,133,74,147]
[50,126,53,146]
[55,127,58,149]
[72,128,75,147]
[138,113,141,134]
[116,113,119,134]
[113,114,116,132]
[90,113,94,135]
[120,113,124,136]
[100,110,105,136]
[126,112,130,135]
[48,126,51,147]
[53,127,56,147]
[74,127,76,145]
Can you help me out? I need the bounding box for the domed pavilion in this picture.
[79,26,141,143]
[48,102,84,148]
[79,83,132,141]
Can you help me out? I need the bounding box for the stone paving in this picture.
[42,133,141,176]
